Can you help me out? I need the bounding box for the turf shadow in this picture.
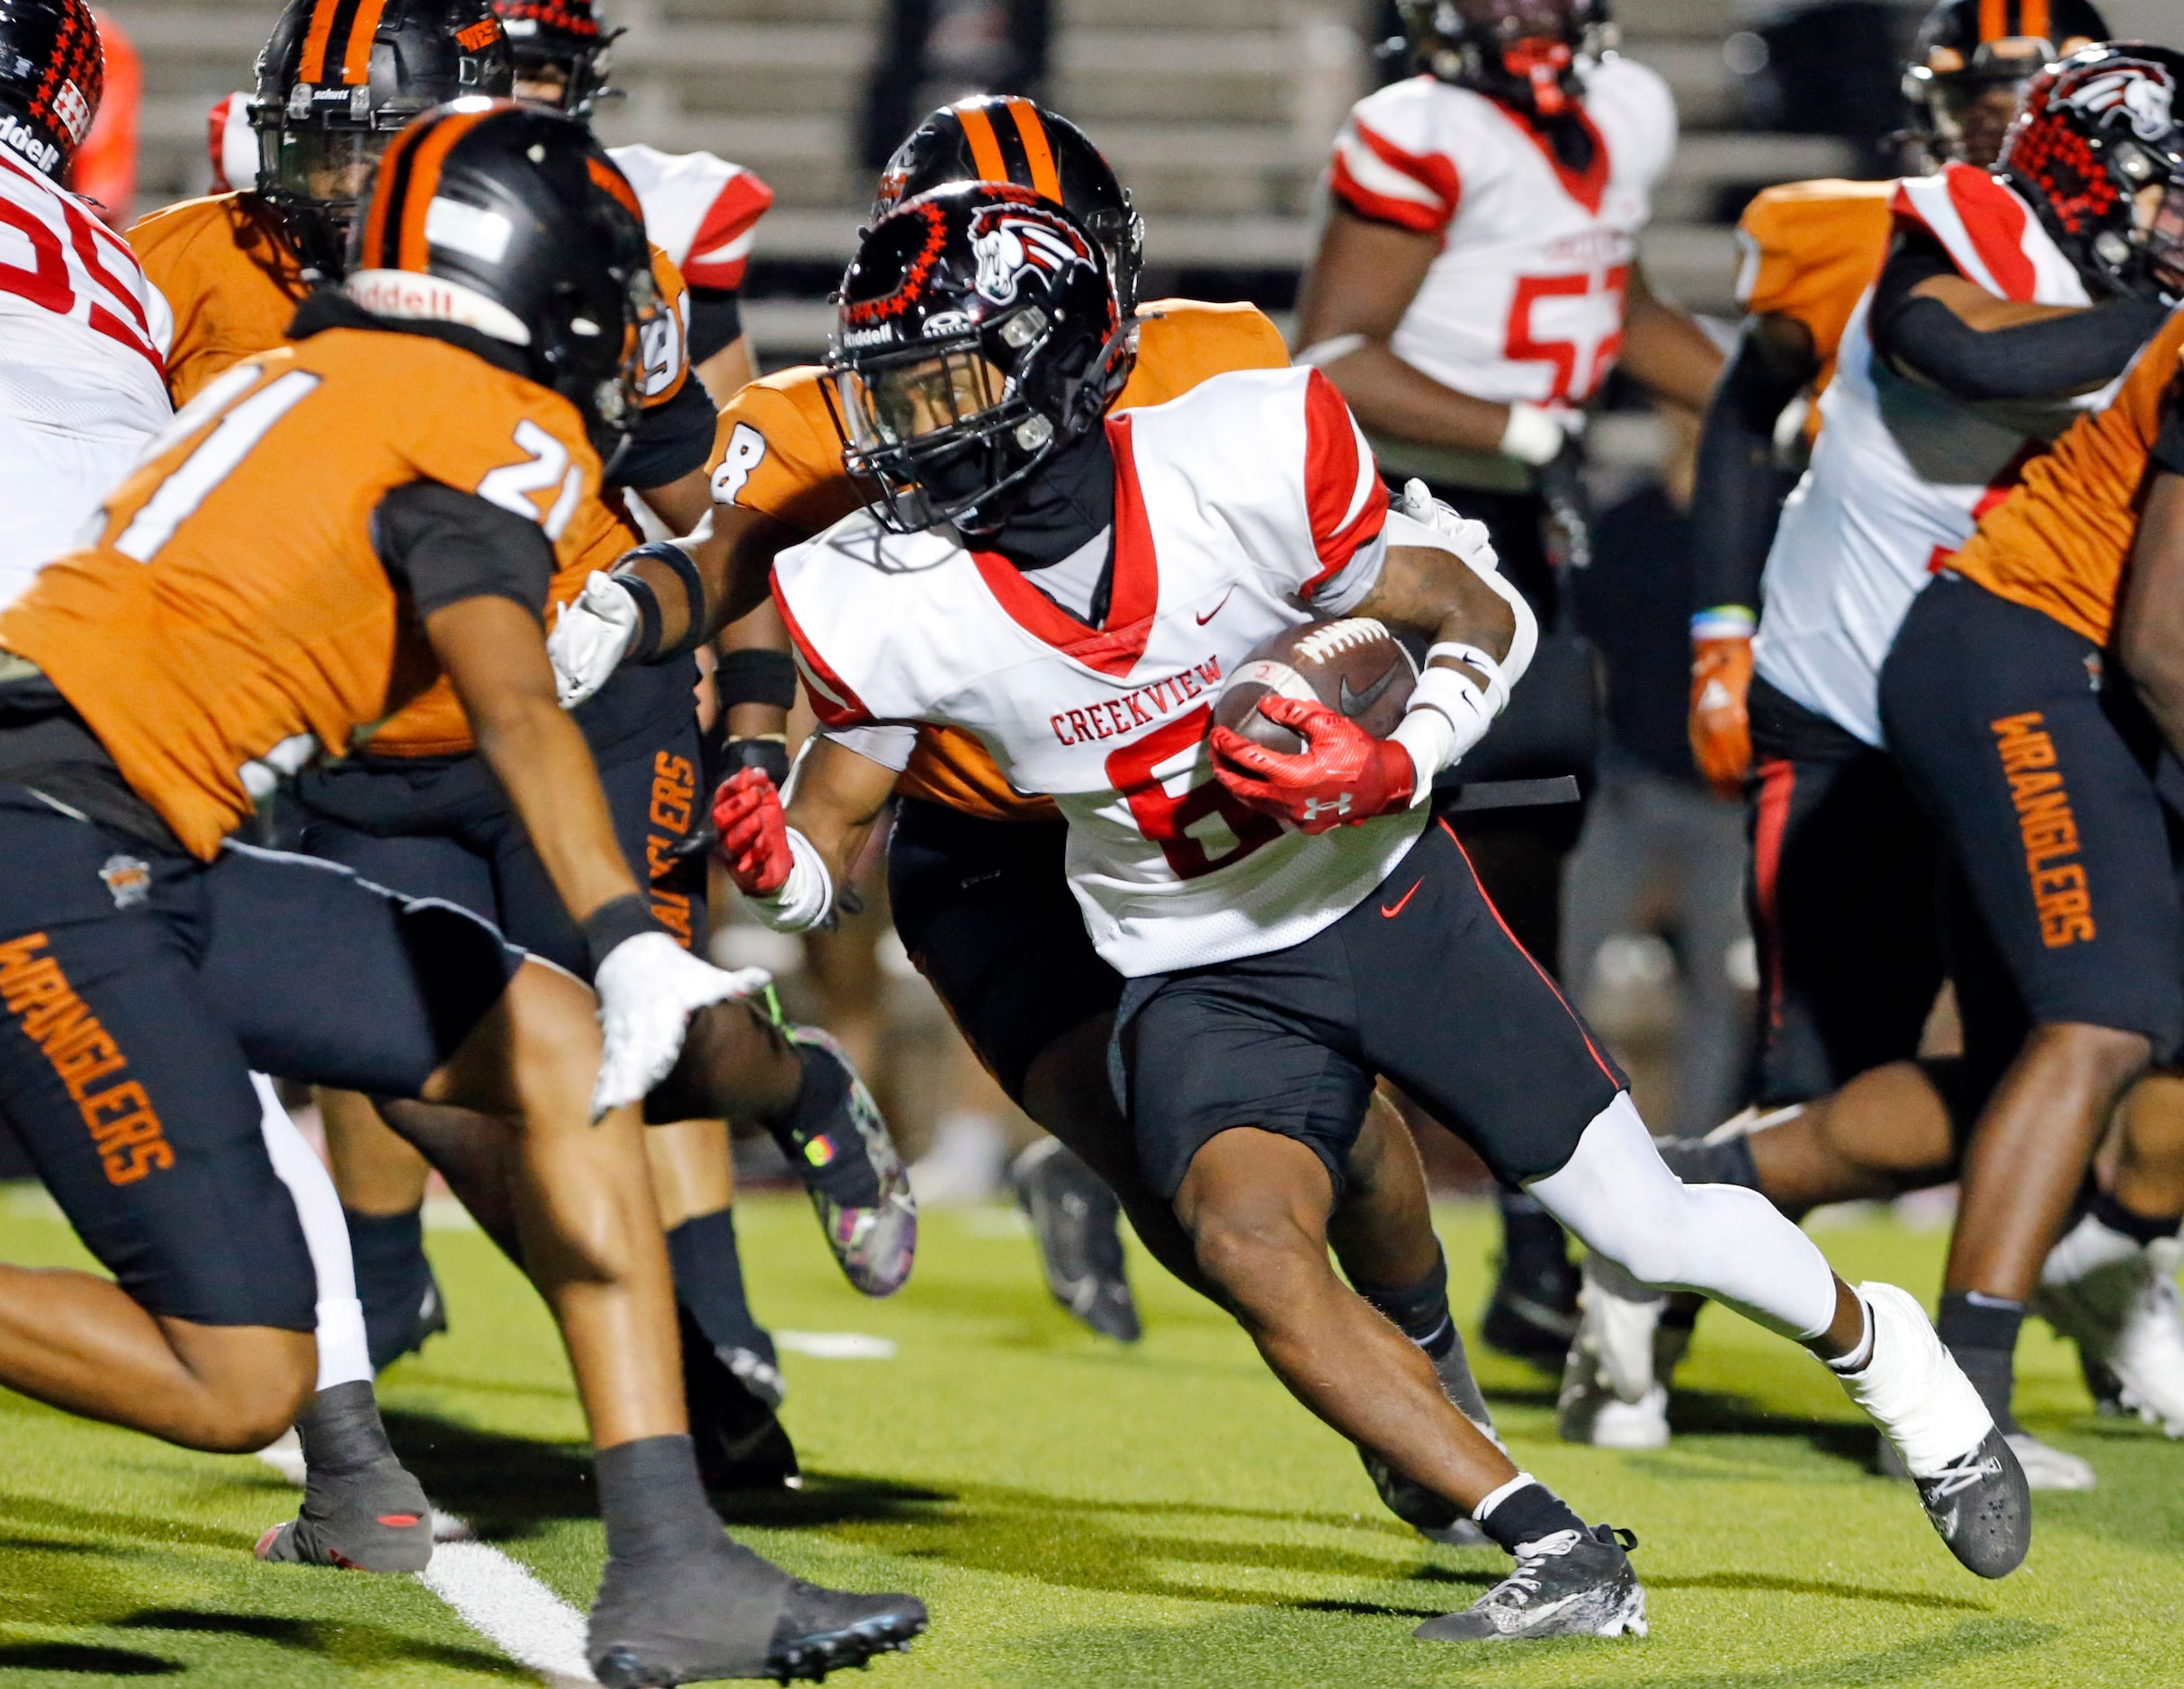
[0,1492,239,1553]
[115,1607,531,1678]
[1649,1569,1990,1613]
[379,1409,595,1540]
[0,1641,180,1676]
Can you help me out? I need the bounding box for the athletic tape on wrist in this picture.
[1691,605,1756,640]
[1407,663,1495,771]
[616,542,708,659]
[714,648,799,710]
[1427,640,1510,714]
[580,893,661,979]
[748,825,833,934]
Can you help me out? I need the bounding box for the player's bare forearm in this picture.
[427,595,644,924]
[782,734,902,887]
[1294,208,1511,454]
[1617,267,1723,412]
[2119,470,2184,759]
[676,501,810,639]
[1355,542,1515,691]
[632,463,713,537]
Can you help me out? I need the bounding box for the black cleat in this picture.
[255,1458,434,1574]
[1415,1524,1646,1642]
[589,1534,926,1685]
[1911,1428,2033,1579]
[773,1028,916,1299]
[356,1232,449,1374]
[1010,1139,1141,1343]
[683,1309,801,1495]
[255,1381,434,1573]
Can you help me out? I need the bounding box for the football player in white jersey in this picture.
[1570,44,2184,1482]
[1294,0,1725,1368]
[491,0,772,405]
[700,183,2032,1634]
[0,0,169,609]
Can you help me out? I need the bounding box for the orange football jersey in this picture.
[128,193,313,407]
[0,328,603,859]
[1947,310,2184,649]
[1735,178,1896,408]
[708,299,1292,821]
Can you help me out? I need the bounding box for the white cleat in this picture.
[2036,1226,2184,1439]
[1837,1282,2030,1578]
[1558,1255,1679,1449]
[2004,1432,2098,1491]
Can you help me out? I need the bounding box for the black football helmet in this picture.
[252,0,514,279]
[1903,0,2108,168]
[491,0,619,117]
[1395,0,1615,120]
[0,0,103,180]
[2000,42,2184,306]
[827,183,1133,538]
[872,96,1146,315]
[346,99,657,458]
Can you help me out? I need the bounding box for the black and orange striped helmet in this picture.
[1904,0,2108,167]
[871,96,1145,314]
[346,99,656,453]
[250,0,514,277]
[0,0,103,179]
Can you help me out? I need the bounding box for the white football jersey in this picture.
[608,144,773,293]
[1753,165,2117,747]
[0,144,172,607]
[1326,58,1677,407]
[778,368,1425,978]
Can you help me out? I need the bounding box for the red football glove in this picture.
[712,765,792,896]
[1211,695,1417,835]
[1689,635,1754,801]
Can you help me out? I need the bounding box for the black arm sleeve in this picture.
[1871,226,2170,402]
[686,286,743,365]
[372,480,555,623]
[609,375,719,493]
[1689,315,1818,617]
[2156,390,2184,477]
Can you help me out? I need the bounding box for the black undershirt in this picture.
[987,425,1119,625]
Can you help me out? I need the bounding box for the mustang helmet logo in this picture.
[2063,64,2176,143]
[971,215,1083,306]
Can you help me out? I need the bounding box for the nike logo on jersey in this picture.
[1195,588,1234,626]
[1340,666,1401,718]
[1381,880,1422,918]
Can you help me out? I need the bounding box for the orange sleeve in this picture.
[1734,182,1894,376]
[1122,299,1290,407]
[706,372,864,537]
[639,245,692,410]
[128,196,309,407]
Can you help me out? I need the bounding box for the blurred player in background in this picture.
[1574,37,2184,1483]
[66,7,134,224]
[1294,0,1723,1371]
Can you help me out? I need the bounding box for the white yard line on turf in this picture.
[775,1329,898,1360]
[419,1540,596,1686]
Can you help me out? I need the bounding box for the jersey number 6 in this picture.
[1108,706,1282,880]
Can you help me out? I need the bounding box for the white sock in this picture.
[254,1075,374,1390]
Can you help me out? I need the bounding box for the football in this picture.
[1213,618,1418,755]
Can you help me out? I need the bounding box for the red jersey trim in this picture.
[1330,114,1461,235]
[682,167,774,292]
[1490,99,1609,218]
[1300,368,1388,596]
[770,562,873,728]
[971,413,1160,678]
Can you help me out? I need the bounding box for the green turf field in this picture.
[3,1184,2180,1688]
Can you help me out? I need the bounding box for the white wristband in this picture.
[1428,640,1510,715]
[746,826,833,933]
[1499,401,1566,468]
[1392,664,1496,801]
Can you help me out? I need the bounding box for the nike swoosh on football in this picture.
[1195,588,1234,625]
[1341,664,1402,717]
[1381,880,1422,918]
